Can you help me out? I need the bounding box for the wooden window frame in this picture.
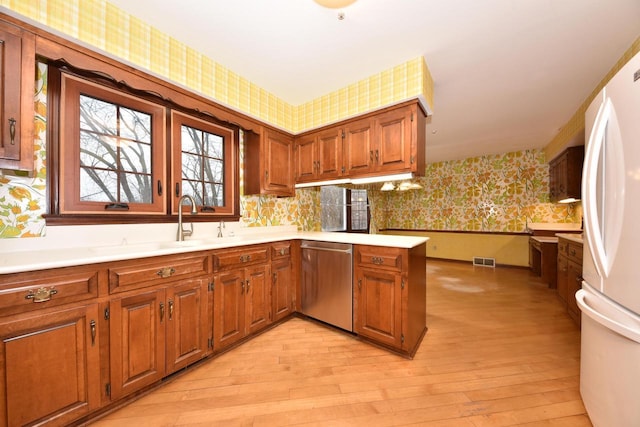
[171,111,238,216]
[59,72,167,215]
[46,61,241,224]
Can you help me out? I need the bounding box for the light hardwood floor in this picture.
[91,260,591,426]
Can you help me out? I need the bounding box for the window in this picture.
[60,72,166,214]
[171,111,237,215]
[320,186,369,233]
[53,67,239,221]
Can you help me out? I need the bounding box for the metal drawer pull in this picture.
[371,256,384,265]
[156,267,176,278]
[90,320,96,346]
[240,254,252,263]
[279,248,287,256]
[9,118,16,145]
[168,300,174,320]
[160,303,165,322]
[25,287,58,303]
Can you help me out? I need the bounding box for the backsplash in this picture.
[378,149,579,232]
[0,63,47,238]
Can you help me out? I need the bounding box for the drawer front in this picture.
[0,267,100,316]
[271,242,292,260]
[109,254,210,293]
[213,245,269,271]
[568,242,583,264]
[355,245,404,272]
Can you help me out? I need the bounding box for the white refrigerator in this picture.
[578,50,640,427]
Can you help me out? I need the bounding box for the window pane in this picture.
[181,125,200,154]
[120,141,151,173]
[182,179,202,205]
[204,158,223,183]
[320,186,346,232]
[80,95,117,135]
[80,132,116,168]
[120,172,152,203]
[204,133,223,158]
[80,168,117,202]
[120,107,151,143]
[182,152,202,180]
[351,189,368,231]
[204,183,224,206]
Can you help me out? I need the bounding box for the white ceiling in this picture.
[107,0,640,162]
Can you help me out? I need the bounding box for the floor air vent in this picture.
[473,257,496,268]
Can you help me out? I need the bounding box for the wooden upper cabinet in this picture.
[299,101,427,183]
[244,128,294,197]
[294,126,344,183]
[343,117,374,176]
[0,19,35,171]
[549,145,584,203]
[374,104,415,173]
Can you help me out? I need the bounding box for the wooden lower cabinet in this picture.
[353,244,427,357]
[272,259,293,322]
[556,236,583,327]
[354,268,403,348]
[109,278,210,401]
[0,304,101,427]
[213,264,271,351]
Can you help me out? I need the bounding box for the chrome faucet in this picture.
[177,195,197,241]
[217,220,225,238]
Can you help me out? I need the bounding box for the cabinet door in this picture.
[110,289,166,400]
[245,264,271,334]
[213,270,245,351]
[0,304,101,427]
[0,21,35,170]
[373,106,413,173]
[557,255,568,307]
[354,268,403,349]
[294,134,317,182]
[166,279,209,373]
[317,127,343,179]
[272,259,293,322]
[263,129,294,196]
[567,260,582,326]
[343,118,373,176]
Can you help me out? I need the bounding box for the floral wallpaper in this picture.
[379,149,578,232]
[0,63,47,238]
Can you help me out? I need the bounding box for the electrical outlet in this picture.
[432,245,437,251]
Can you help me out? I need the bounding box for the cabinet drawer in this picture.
[567,242,583,264]
[355,245,404,272]
[0,266,100,317]
[213,245,269,271]
[271,242,292,260]
[109,253,210,293]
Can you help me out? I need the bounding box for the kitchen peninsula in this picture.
[0,224,427,426]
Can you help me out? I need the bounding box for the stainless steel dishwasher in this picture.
[301,240,353,332]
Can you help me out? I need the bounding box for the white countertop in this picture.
[526,222,582,232]
[0,224,428,275]
[556,233,584,244]
[531,236,559,244]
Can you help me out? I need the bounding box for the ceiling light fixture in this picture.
[313,0,357,8]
